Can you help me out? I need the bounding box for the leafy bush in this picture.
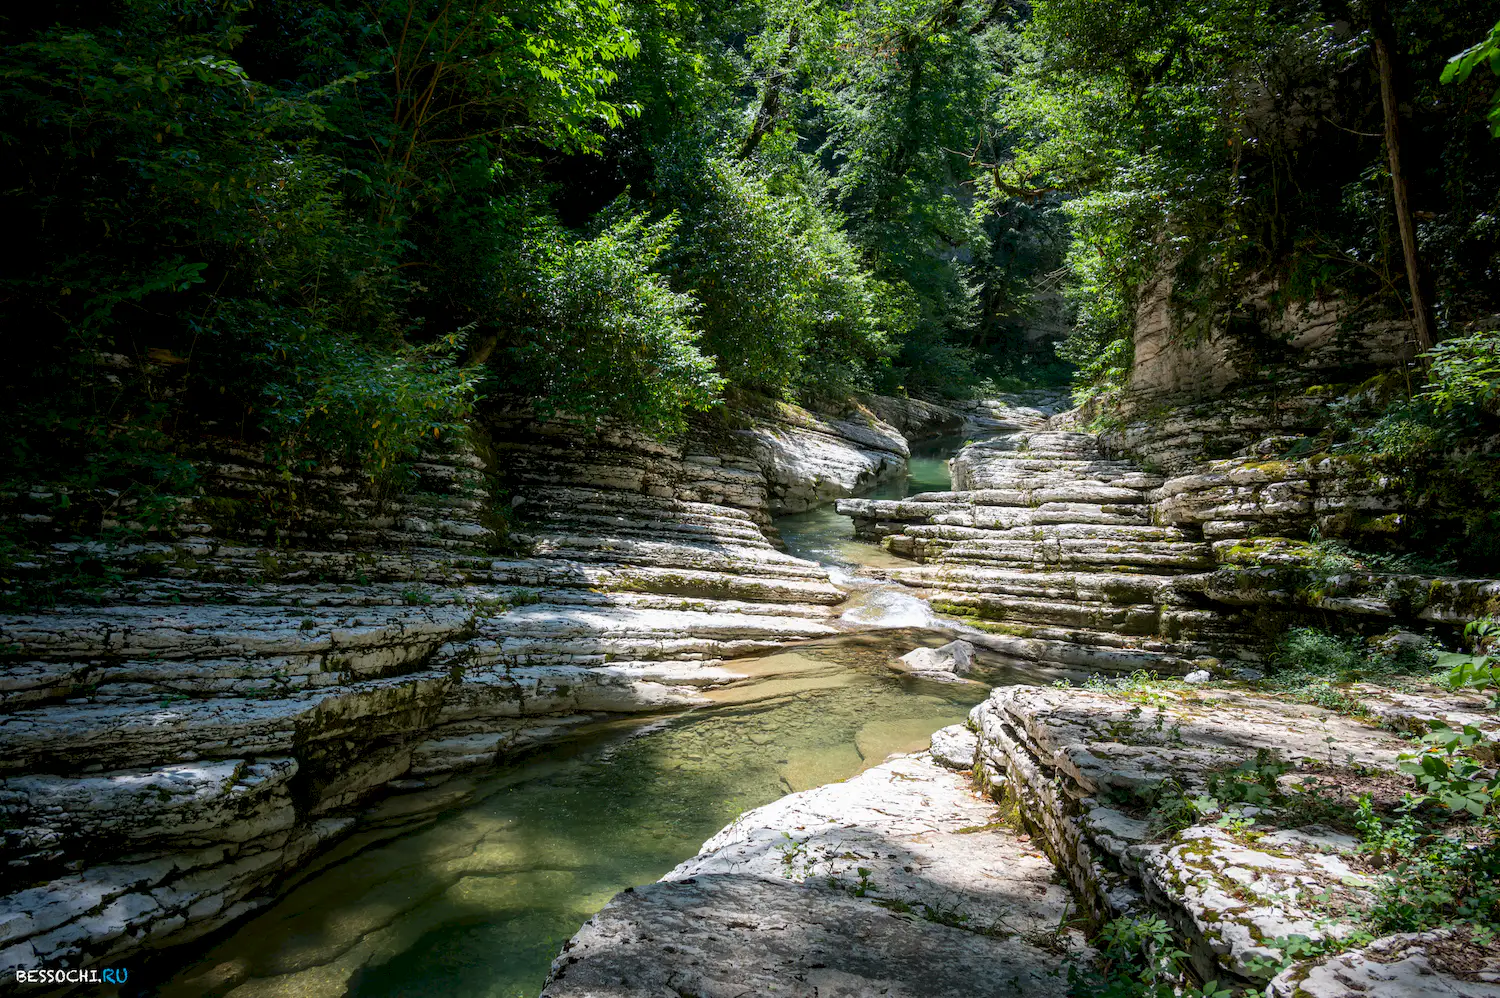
[1261,627,1444,713]
[1440,618,1500,692]
[1067,915,1231,998]
[1358,795,1500,933]
[1398,723,1500,817]
[501,211,723,434]
[1422,331,1500,415]
[1356,719,1500,934]
[653,157,904,400]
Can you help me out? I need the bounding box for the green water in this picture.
[158,638,1018,998]
[774,433,961,571]
[157,435,998,998]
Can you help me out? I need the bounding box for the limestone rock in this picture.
[543,754,1077,998]
[929,724,978,771]
[0,396,926,980]
[542,875,1067,998]
[967,684,1495,988]
[899,639,976,679]
[1267,929,1500,998]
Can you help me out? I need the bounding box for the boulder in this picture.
[899,639,976,678]
[928,723,978,770]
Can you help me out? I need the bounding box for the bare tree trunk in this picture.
[1371,0,1435,354]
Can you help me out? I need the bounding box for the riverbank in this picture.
[0,392,1043,990]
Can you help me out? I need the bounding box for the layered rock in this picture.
[839,404,1239,676]
[0,396,940,983]
[970,682,1497,991]
[542,753,1080,998]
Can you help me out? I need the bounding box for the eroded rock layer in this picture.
[970,682,1498,992]
[839,395,1498,677]
[0,397,939,981]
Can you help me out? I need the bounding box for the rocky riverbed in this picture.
[4,385,1500,996]
[542,391,1500,998]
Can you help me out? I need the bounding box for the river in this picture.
[155,434,1043,998]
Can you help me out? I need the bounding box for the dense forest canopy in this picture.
[5,0,1500,569]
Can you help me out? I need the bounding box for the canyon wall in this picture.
[0,396,947,983]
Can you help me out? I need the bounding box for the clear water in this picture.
[774,433,962,571]
[156,433,1011,998]
[157,640,1013,998]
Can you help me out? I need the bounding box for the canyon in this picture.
[2,355,1498,995]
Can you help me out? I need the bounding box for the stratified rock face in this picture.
[839,388,1500,677]
[487,397,913,521]
[0,396,940,984]
[839,399,1238,675]
[542,754,1078,998]
[1129,273,1412,402]
[971,684,1497,991]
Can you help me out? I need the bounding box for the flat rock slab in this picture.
[542,874,1069,998]
[543,754,1078,998]
[974,684,1500,990]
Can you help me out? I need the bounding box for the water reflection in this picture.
[159,641,996,998]
[773,433,963,571]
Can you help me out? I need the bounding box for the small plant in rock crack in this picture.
[776,832,811,880]
[1239,934,1360,980]
[920,899,971,928]
[852,867,875,897]
[1205,749,1289,807]
[1144,777,1218,835]
[1067,915,1232,998]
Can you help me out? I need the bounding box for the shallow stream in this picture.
[774,433,964,572]
[157,433,1035,998]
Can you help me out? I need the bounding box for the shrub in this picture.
[500,211,723,435]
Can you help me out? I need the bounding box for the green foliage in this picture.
[1206,750,1290,808]
[1273,628,1366,677]
[0,0,653,583]
[1398,723,1500,816]
[1353,719,1500,934]
[1261,626,1440,712]
[1422,331,1500,415]
[1148,778,1221,836]
[1442,19,1500,136]
[1336,332,1500,570]
[1440,618,1500,692]
[653,157,903,398]
[504,210,723,433]
[1003,0,1500,400]
[1068,915,1232,998]
[1358,796,1500,933]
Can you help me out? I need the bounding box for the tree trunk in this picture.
[1371,0,1435,355]
[739,24,800,160]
